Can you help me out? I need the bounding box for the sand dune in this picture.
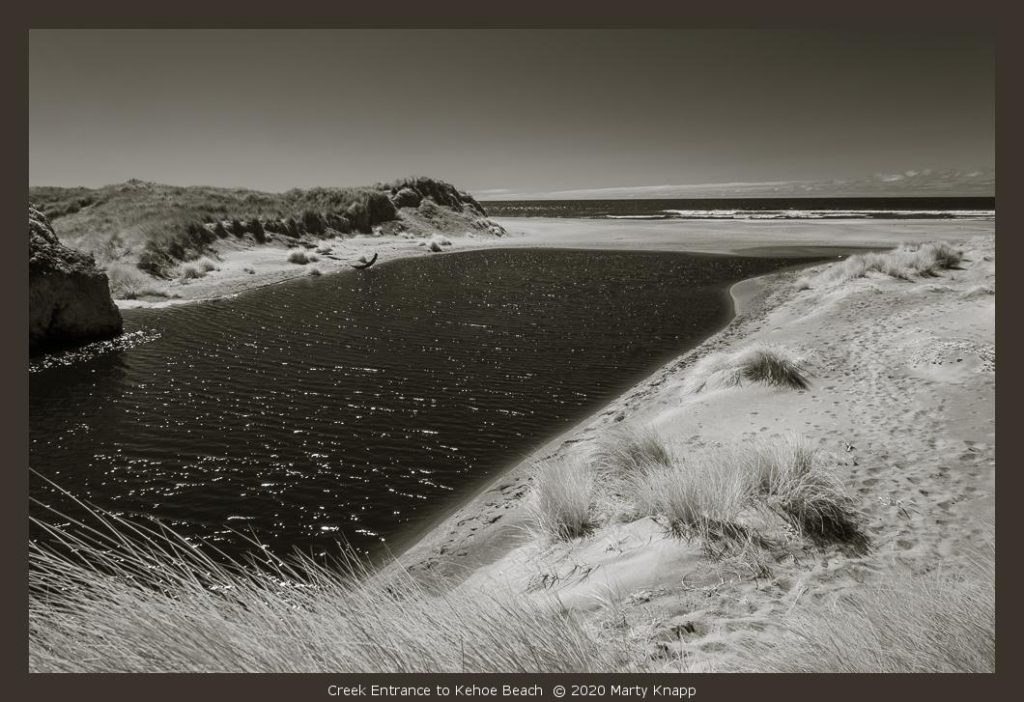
[398,233,995,671]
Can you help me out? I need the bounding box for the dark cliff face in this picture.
[29,206,122,352]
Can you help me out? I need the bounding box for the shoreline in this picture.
[388,258,804,579]
[113,216,995,310]
[391,231,994,671]
[114,231,519,310]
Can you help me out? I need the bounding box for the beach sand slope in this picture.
[398,234,995,671]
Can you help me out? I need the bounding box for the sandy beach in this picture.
[115,215,996,309]
[391,223,995,671]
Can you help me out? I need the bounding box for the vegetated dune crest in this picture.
[29,177,507,306]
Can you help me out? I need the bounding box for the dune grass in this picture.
[179,263,206,280]
[287,249,311,265]
[628,445,752,545]
[197,256,219,273]
[530,425,860,557]
[594,425,673,478]
[105,261,152,299]
[29,494,633,673]
[30,177,483,276]
[683,343,809,394]
[734,549,995,672]
[746,435,862,543]
[527,458,598,541]
[624,435,862,553]
[809,241,964,288]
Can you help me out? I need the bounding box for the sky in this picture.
[29,30,995,198]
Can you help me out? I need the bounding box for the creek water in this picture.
[30,248,816,560]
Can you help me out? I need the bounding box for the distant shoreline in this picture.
[479,195,995,221]
[114,215,995,311]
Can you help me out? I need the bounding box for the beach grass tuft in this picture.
[627,445,752,547]
[594,425,673,477]
[747,435,862,544]
[287,249,311,265]
[527,458,597,541]
[624,435,862,553]
[739,346,810,390]
[812,241,965,288]
[179,263,206,280]
[105,261,152,299]
[683,343,808,394]
[197,256,219,273]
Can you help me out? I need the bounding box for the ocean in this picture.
[480,197,995,221]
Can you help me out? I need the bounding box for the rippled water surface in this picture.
[30,248,809,559]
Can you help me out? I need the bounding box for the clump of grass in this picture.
[179,263,206,280]
[590,426,675,522]
[198,257,218,272]
[683,343,809,394]
[739,345,810,390]
[627,445,752,546]
[105,261,152,299]
[287,249,310,265]
[625,435,862,553]
[734,549,994,672]
[527,458,597,541]
[28,496,627,673]
[747,435,862,543]
[308,267,322,277]
[594,425,673,477]
[929,241,964,269]
[811,241,964,288]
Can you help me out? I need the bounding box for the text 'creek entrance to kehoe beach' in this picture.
[30,248,822,561]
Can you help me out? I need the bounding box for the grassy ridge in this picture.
[29,177,485,277]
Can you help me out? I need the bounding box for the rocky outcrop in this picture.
[30,207,122,351]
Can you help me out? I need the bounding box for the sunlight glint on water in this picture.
[30,248,807,559]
